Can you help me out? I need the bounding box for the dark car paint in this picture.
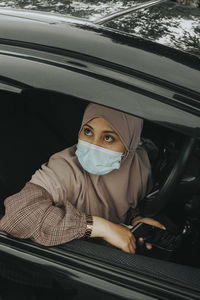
[0,8,200,94]
[1,43,199,140]
[0,234,156,300]
[0,8,200,300]
[0,10,199,139]
[1,232,200,300]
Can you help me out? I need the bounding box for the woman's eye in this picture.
[104,135,114,143]
[84,128,92,136]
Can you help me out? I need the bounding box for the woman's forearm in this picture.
[0,182,87,246]
[91,216,109,238]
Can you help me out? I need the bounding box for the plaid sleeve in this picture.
[0,182,87,246]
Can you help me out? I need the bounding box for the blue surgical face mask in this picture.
[75,139,123,176]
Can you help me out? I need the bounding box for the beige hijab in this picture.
[30,104,152,223]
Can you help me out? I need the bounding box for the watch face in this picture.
[87,225,93,230]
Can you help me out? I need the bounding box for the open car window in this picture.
[0,86,200,299]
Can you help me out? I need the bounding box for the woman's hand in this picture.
[131,216,166,250]
[91,216,136,254]
[132,216,166,229]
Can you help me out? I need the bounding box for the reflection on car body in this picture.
[0,0,200,299]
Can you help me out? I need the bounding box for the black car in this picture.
[0,1,200,299]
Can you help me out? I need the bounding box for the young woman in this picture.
[0,103,164,253]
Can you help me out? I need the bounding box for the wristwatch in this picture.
[84,215,93,239]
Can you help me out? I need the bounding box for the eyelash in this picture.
[84,128,92,136]
[83,127,115,143]
[104,135,115,143]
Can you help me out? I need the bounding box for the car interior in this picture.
[0,87,200,285]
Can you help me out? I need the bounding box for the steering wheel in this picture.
[140,136,196,218]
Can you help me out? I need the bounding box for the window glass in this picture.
[104,1,200,56]
[0,0,145,21]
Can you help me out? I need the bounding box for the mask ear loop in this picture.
[122,148,137,161]
[122,149,129,160]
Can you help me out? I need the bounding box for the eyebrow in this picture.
[103,130,118,136]
[84,124,93,129]
[84,124,118,136]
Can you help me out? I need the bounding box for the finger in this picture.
[122,238,136,254]
[123,244,135,254]
[145,243,152,250]
[150,220,166,230]
[132,234,136,243]
[155,221,166,230]
[138,237,144,245]
[129,242,136,254]
[127,237,136,254]
[157,223,166,230]
[131,239,136,250]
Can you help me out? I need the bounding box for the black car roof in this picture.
[0,7,200,97]
[1,0,199,56]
